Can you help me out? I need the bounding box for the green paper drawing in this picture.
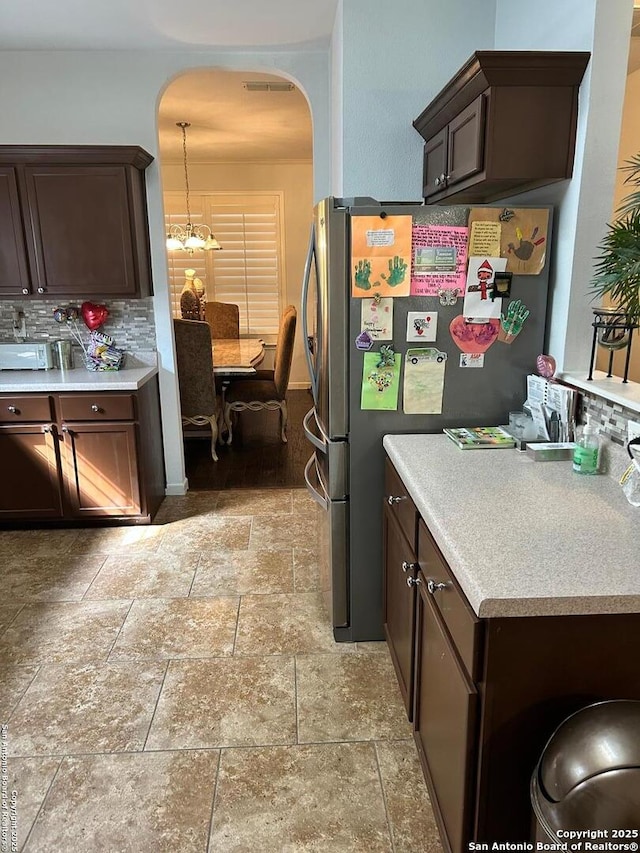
[403,348,447,414]
[361,352,401,411]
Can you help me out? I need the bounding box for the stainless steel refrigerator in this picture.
[301,197,553,642]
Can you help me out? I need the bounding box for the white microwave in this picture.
[0,342,54,370]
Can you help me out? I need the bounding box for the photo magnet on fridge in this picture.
[407,311,437,342]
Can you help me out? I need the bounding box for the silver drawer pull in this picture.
[7,405,17,414]
[427,579,448,595]
[91,404,100,412]
[406,576,422,588]
[22,288,29,295]
[401,561,418,573]
[387,495,406,505]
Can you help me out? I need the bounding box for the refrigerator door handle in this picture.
[304,453,328,511]
[303,406,329,453]
[301,223,318,406]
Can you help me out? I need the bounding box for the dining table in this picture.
[212,338,265,376]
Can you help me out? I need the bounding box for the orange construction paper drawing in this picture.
[351,215,412,297]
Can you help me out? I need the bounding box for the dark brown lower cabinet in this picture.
[61,421,141,517]
[382,505,417,718]
[0,380,164,524]
[0,423,63,519]
[414,571,477,853]
[383,454,640,853]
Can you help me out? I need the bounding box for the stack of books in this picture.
[443,426,516,450]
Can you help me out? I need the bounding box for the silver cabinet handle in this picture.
[7,405,17,414]
[37,287,45,294]
[427,579,448,595]
[406,576,422,588]
[91,404,100,412]
[387,495,406,505]
[22,288,29,295]
[401,561,418,573]
[434,177,441,186]
[439,173,446,182]
[61,425,70,433]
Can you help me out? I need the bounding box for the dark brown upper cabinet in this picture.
[0,146,153,298]
[413,51,590,204]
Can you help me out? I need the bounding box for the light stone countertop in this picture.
[383,433,640,619]
[0,364,158,392]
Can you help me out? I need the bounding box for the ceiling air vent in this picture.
[243,81,295,92]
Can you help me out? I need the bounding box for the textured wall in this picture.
[0,298,157,355]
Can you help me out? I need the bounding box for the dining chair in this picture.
[173,318,221,461]
[204,301,240,340]
[223,305,297,444]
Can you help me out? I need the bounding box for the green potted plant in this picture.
[588,154,640,379]
[591,153,640,324]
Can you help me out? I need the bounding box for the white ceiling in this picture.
[0,0,338,50]
[159,70,313,163]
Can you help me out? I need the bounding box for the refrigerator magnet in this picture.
[498,299,530,344]
[407,311,437,342]
[459,353,485,368]
[360,296,393,341]
[355,330,374,351]
[403,348,447,414]
[361,350,401,411]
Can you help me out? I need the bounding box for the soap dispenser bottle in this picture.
[572,415,601,474]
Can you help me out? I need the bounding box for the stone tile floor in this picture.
[0,489,443,852]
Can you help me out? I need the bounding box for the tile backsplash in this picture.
[0,298,157,353]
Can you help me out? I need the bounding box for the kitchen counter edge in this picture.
[0,364,158,392]
[383,433,640,619]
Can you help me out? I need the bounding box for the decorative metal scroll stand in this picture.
[587,308,639,384]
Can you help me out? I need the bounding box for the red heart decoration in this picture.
[81,301,109,331]
[449,316,499,354]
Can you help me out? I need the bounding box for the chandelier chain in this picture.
[179,122,192,225]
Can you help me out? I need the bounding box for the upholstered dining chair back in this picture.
[273,305,297,398]
[205,301,240,340]
[222,306,297,445]
[173,318,220,460]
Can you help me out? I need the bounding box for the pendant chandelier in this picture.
[166,121,222,253]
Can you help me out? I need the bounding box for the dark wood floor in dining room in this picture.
[184,389,313,490]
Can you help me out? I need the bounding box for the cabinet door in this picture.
[382,506,417,719]
[423,128,448,199]
[23,165,139,297]
[0,424,63,519]
[0,167,32,296]
[61,421,141,517]
[414,573,478,853]
[446,94,486,188]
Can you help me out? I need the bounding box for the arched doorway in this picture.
[158,69,314,488]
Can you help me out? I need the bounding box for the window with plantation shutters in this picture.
[164,192,284,338]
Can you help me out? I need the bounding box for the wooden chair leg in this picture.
[224,404,234,445]
[280,400,288,443]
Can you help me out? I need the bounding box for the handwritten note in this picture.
[410,224,468,296]
[469,221,501,257]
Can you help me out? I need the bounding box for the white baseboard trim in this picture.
[289,382,312,391]
[165,478,188,496]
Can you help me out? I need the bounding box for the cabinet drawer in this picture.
[58,393,135,421]
[384,458,418,551]
[418,520,482,681]
[0,394,53,423]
